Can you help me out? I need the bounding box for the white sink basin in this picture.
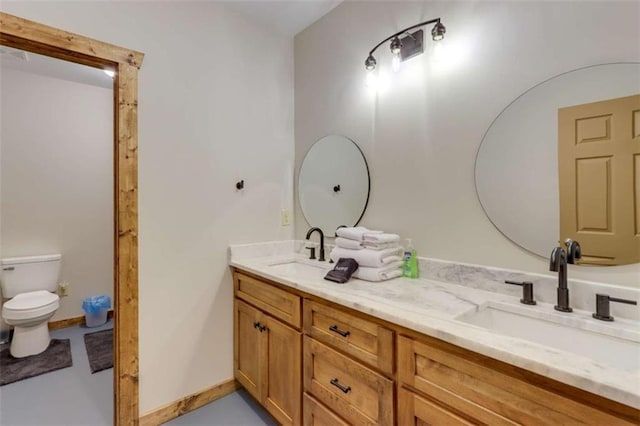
[266,260,329,277]
[457,305,640,372]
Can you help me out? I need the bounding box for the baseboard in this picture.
[48,310,114,331]
[139,378,240,426]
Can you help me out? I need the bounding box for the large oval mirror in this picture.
[298,135,370,235]
[475,63,640,266]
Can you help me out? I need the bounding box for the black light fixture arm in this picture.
[368,18,441,56]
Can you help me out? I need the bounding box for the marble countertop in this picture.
[229,242,640,409]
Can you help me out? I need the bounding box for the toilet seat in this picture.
[3,290,59,321]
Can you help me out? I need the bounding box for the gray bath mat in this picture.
[83,328,113,373]
[0,339,72,386]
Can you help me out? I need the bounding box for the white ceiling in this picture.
[0,2,342,87]
[223,0,342,36]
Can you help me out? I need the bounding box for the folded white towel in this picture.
[330,246,402,268]
[363,233,400,244]
[335,237,363,250]
[353,261,402,281]
[336,226,382,242]
[362,241,400,251]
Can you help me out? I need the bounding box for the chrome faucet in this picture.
[306,227,326,262]
[549,239,581,312]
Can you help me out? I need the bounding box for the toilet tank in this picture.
[0,254,62,298]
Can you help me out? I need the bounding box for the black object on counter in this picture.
[504,280,536,305]
[324,258,359,284]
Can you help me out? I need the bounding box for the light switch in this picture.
[281,209,291,226]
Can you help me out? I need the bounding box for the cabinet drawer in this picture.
[303,300,394,375]
[398,335,634,425]
[234,272,301,328]
[304,337,393,426]
[303,393,349,426]
[399,387,475,426]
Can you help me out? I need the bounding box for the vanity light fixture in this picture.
[365,18,446,73]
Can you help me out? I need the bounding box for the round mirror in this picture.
[298,135,370,235]
[475,63,640,265]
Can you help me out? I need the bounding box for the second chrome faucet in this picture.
[549,238,582,312]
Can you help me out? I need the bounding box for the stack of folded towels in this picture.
[330,226,402,282]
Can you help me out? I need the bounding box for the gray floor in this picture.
[0,321,114,426]
[164,390,276,426]
[0,322,275,426]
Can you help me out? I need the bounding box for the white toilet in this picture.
[1,254,61,358]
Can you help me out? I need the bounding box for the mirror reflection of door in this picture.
[558,94,640,265]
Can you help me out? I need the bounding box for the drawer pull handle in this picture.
[329,325,350,337]
[253,321,267,332]
[330,378,351,394]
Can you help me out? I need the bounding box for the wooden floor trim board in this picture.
[139,378,240,426]
[49,310,115,331]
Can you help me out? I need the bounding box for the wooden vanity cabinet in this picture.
[398,334,639,426]
[233,273,302,425]
[233,269,640,426]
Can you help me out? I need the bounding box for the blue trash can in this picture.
[82,295,111,327]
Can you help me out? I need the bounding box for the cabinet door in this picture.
[399,387,474,426]
[303,393,349,426]
[264,314,302,426]
[234,299,265,401]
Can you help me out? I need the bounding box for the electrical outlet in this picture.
[281,208,291,226]
[58,282,69,297]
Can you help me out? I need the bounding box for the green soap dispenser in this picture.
[402,238,419,278]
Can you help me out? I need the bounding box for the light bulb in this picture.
[390,37,402,55]
[364,55,376,71]
[431,22,446,41]
[103,69,115,78]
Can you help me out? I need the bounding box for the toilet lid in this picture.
[4,290,59,310]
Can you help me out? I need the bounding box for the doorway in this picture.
[0,12,144,425]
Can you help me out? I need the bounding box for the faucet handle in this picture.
[505,280,536,305]
[592,294,637,322]
[564,239,582,264]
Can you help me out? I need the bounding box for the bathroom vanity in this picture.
[231,242,640,425]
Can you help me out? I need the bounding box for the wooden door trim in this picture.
[0,12,144,425]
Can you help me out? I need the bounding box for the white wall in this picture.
[294,1,640,287]
[1,1,294,413]
[1,68,113,321]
